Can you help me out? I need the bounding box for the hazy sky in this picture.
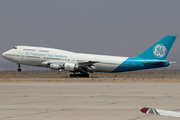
[0,0,180,70]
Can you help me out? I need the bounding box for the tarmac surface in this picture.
[0,82,180,120]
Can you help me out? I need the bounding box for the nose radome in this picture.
[2,51,9,59]
[2,52,6,58]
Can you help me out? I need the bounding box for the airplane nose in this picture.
[2,51,8,59]
[2,50,12,60]
[2,52,6,58]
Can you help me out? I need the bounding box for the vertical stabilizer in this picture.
[137,35,176,60]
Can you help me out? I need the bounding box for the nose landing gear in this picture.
[17,64,21,72]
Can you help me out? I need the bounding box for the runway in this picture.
[0,82,180,120]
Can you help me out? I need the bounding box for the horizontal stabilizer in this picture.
[143,61,167,65]
[141,107,180,117]
[170,61,176,64]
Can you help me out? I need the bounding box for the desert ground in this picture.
[0,82,180,120]
[0,70,180,82]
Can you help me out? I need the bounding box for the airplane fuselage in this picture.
[2,46,128,72]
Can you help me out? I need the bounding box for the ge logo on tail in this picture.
[153,44,167,58]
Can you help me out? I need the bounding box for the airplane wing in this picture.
[77,60,99,66]
[42,60,99,66]
[41,61,63,65]
[140,107,180,117]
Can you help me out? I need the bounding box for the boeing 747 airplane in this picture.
[2,35,176,77]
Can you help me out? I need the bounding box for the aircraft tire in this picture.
[81,74,89,77]
[86,74,89,77]
[70,74,89,78]
[70,74,74,77]
[77,74,81,77]
[17,68,21,72]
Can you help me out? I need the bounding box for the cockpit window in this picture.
[13,47,17,49]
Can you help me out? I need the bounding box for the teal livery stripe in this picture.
[112,57,169,72]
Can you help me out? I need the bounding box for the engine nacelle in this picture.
[50,63,63,70]
[64,63,77,71]
[50,63,85,72]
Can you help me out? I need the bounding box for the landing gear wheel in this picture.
[85,74,89,77]
[17,68,21,72]
[17,64,21,72]
[70,74,76,77]
[70,73,89,78]
[80,73,89,77]
[82,74,89,77]
[77,74,81,77]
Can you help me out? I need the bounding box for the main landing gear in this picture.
[17,64,21,72]
[70,73,89,78]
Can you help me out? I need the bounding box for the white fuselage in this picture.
[2,46,128,72]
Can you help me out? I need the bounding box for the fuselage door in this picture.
[21,55,24,60]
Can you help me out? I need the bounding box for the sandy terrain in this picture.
[0,77,180,82]
[0,71,180,120]
[0,82,180,120]
[1,70,180,78]
[0,71,179,82]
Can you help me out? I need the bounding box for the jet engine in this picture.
[49,63,79,71]
[49,63,63,70]
[49,63,87,74]
[64,63,78,71]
